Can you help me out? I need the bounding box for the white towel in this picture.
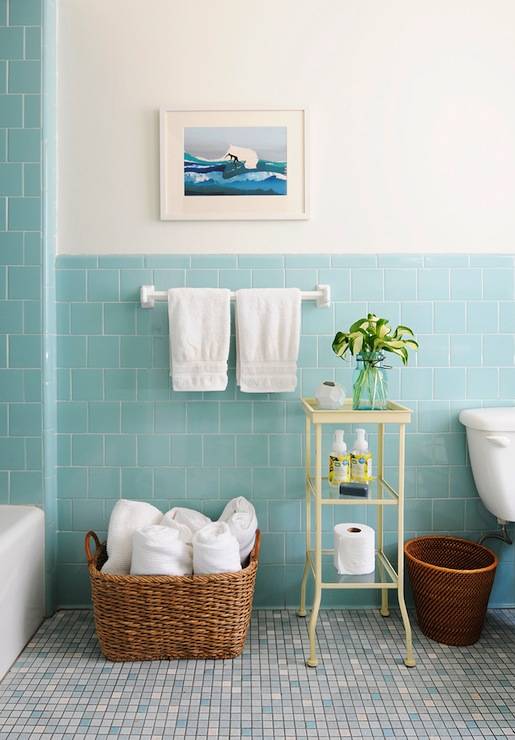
[192,522,241,575]
[219,496,257,562]
[161,507,211,541]
[101,499,163,575]
[168,287,231,392]
[235,288,301,393]
[130,524,193,576]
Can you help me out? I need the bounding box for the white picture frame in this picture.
[160,107,309,221]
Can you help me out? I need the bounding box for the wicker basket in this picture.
[85,529,260,661]
[404,535,497,646]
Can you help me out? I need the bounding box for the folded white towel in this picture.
[161,507,211,542]
[235,288,301,393]
[101,499,162,575]
[192,522,241,575]
[168,287,231,392]
[130,524,193,576]
[219,496,257,562]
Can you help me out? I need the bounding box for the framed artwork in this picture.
[160,107,309,220]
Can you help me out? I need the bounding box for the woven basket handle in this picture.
[84,530,101,565]
[251,529,261,562]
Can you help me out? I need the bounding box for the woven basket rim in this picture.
[404,535,498,575]
[85,528,261,583]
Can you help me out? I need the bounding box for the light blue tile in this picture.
[105,435,136,466]
[56,269,85,302]
[302,368,332,397]
[351,269,383,301]
[71,369,103,400]
[449,466,477,499]
[401,302,433,334]
[236,435,268,466]
[7,128,40,162]
[57,336,86,368]
[424,254,469,267]
[23,162,40,195]
[23,369,41,401]
[284,255,330,268]
[417,334,449,367]
[104,369,136,400]
[269,501,301,532]
[187,401,219,432]
[405,499,433,531]
[416,466,449,499]
[499,302,515,332]
[269,434,302,466]
[121,401,154,433]
[219,269,251,290]
[417,269,449,300]
[0,232,23,262]
[120,336,152,368]
[0,162,22,193]
[72,499,105,532]
[449,334,481,367]
[9,0,41,25]
[152,268,185,291]
[467,368,498,399]
[9,402,40,435]
[0,299,22,331]
[98,256,144,269]
[260,533,285,564]
[400,368,433,400]
[239,255,284,268]
[220,401,252,432]
[70,303,102,335]
[71,435,103,466]
[204,435,235,466]
[499,369,515,398]
[298,335,317,366]
[470,255,514,267]
[332,255,377,267]
[143,255,190,268]
[186,468,220,499]
[138,435,170,466]
[450,269,482,300]
[10,471,42,504]
[154,401,186,433]
[302,303,334,334]
[57,468,87,500]
[23,300,41,333]
[318,268,349,300]
[88,402,120,433]
[433,499,465,531]
[251,269,284,288]
[56,256,98,269]
[119,268,152,300]
[0,437,25,468]
[191,255,236,269]
[483,268,513,299]
[220,467,251,499]
[253,401,285,433]
[23,94,40,127]
[154,468,186,499]
[483,334,514,366]
[171,434,202,465]
[152,336,168,368]
[104,303,136,334]
[8,265,40,299]
[434,368,466,399]
[121,468,153,500]
[384,269,417,300]
[252,467,284,499]
[467,301,498,332]
[285,268,317,291]
[87,270,119,301]
[137,368,170,401]
[24,27,41,59]
[185,269,218,288]
[8,334,40,367]
[87,336,119,368]
[88,468,120,499]
[0,94,22,127]
[417,401,450,433]
[434,302,465,333]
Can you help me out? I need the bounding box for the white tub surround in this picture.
[0,506,45,681]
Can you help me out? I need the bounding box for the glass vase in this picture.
[352,352,388,410]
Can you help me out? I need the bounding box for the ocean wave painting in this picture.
[184,126,287,196]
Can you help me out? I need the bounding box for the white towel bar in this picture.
[140,284,331,309]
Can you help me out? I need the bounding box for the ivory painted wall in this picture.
[58,0,515,255]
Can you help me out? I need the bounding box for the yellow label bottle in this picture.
[350,428,373,482]
[328,430,351,486]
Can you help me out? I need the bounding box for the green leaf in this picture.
[349,318,369,333]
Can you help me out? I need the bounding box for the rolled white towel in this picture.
[219,496,257,562]
[101,499,162,575]
[130,524,193,576]
[192,522,241,575]
[161,507,211,542]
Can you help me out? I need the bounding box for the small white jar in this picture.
[315,381,346,409]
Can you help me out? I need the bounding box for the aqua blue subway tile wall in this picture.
[53,254,515,608]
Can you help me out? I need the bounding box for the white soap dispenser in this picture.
[328,430,351,487]
[351,428,373,482]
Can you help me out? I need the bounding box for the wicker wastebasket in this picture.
[85,529,260,661]
[404,536,498,646]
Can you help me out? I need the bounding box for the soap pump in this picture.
[351,428,373,482]
[328,430,350,487]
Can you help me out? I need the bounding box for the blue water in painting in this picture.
[184,153,287,196]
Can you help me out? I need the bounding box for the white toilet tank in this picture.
[459,407,515,522]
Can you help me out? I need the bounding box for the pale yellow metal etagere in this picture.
[298,398,416,668]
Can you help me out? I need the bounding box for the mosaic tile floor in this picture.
[0,610,514,739]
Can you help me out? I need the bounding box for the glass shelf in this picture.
[306,475,398,505]
[307,550,398,589]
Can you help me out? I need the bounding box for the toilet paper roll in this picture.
[333,523,375,575]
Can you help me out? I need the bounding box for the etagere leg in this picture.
[306,422,323,668]
[397,423,416,667]
[377,422,389,617]
[297,558,309,618]
[298,416,312,618]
